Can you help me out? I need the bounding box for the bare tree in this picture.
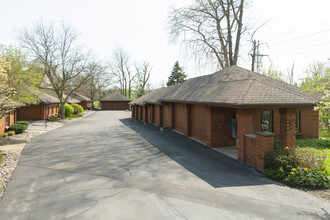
[85,61,110,109]
[135,61,152,97]
[110,48,137,99]
[168,0,246,69]
[18,20,91,119]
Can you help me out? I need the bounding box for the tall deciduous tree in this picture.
[0,45,43,105]
[167,61,187,86]
[168,0,246,68]
[86,62,110,109]
[135,61,152,97]
[0,58,15,114]
[300,62,330,128]
[262,65,286,82]
[18,21,91,119]
[110,48,137,99]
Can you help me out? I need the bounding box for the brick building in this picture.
[130,66,321,170]
[100,92,131,110]
[68,92,91,109]
[16,92,60,121]
[0,100,22,134]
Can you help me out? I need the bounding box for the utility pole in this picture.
[250,40,268,73]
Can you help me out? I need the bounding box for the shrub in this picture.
[264,147,330,189]
[59,103,74,117]
[0,133,8,137]
[7,131,15,136]
[8,123,25,134]
[15,121,29,130]
[264,147,298,173]
[70,104,84,114]
[319,127,330,139]
[47,115,59,122]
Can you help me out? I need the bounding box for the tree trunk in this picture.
[60,101,66,119]
[91,97,95,110]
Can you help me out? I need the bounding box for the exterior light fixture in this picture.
[262,117,269,132]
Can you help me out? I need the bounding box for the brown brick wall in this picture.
[0,115,5,134]
[101,101,129,110]
[244,135,257,166]
[173,103,188,135]
[147,105,153,123]
[79,101,91,110]
[250,107,318,140]
[0,110,15,134]
[17,105,42,121]
[162,103,170,128]
[190,104,211,145]
[142,106,147,122]
[237,109,253,161]
[298,107,319,139]
[210,107,236,148]
[154,105,161,126]
[17,104,59,121]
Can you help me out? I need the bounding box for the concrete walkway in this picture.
[0,111,329,219]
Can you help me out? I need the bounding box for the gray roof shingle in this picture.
[100,92,131,102]
[69,92,91,102]
[130,66,321,106]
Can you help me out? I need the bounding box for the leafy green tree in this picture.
[0,57,15,113]
[0,45,43,105]
[300,62,330,129]
[262,65,286,82]
[167,61,187,86]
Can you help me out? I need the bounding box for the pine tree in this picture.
[166,61,187,86]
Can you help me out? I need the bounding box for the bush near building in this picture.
[70,103,84,114]
[264,140,330,189]
[59,103,74,117]
[8,121,29,134]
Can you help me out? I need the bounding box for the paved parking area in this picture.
[0,111,329,219]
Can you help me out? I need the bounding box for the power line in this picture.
[269,41,330,55]
[261,19,330,40]
[271,28,330,46]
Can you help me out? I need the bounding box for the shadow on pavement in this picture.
[120,118,278,188]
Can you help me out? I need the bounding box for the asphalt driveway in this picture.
[0,111,329,219]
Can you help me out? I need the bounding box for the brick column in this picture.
[206,106,212,147]
[159,105,163,127]
[255,132,275,171]
[279,108,296,153]
[41,104,46,120]
[237,109,253,161]
[169,103,174,129]
[132,105,135,118]
[144,105,148,123]
[186,104,191,136]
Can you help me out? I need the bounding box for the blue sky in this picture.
[1,0,330,88]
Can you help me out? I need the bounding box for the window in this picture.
[5,113,10,126]
[296,110,300,132]
[262,111,273,132]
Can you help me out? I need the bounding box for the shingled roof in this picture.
[44,90,80,104]
[130,66,321,107]
[69,92,91,102]
[34,91,60,104]
[100,92,131,102]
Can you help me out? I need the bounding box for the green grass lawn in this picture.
[296,139,330,174]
